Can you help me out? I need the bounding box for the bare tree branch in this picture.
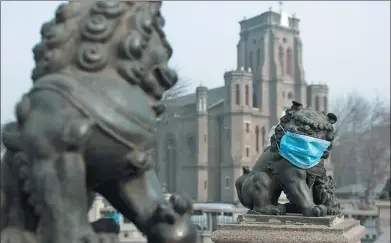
[157,67,192,123]
[162,78,191,101]
[161,66,191,102]
[332,92,390,202]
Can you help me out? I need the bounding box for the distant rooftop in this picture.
[167,86,225,107]
[239,7,300,31]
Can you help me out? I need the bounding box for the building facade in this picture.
[155,9,332,203]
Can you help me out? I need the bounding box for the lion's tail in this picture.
[235,167,251,207]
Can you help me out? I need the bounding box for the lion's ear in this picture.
[291,101,303,110]
[327,113,337,124]
[242,166,251,174]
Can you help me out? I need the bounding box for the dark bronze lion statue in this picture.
[235,101,340,217]
[379,178,390,200]
[0,1,196,243]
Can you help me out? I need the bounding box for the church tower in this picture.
[236,3,306,127]
[222,68,253,202]
[195,85,209,201]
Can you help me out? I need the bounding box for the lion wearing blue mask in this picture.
[235,101,340,217]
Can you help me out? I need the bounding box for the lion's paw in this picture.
[251,204,287,215]
[169,194,193,215]
[1,227,38,243]
[327,206,341,216]
[304,204,328,217]
[247,209,261,215]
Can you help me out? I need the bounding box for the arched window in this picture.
[279,46,285,76]
[255,126,260,152]
[286,48,293,76]
[287,92,293,100]
[315,96,320,110]
[253,92,258,108]
[324,96,328,113]
[186,135,195,156]
[256,48,261,66]
[235,84,240,105]
[245,85,249,106]
[261,127,266,147]
[166,134,177,192]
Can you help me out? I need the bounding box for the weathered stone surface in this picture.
[238,213,345,227]
[212,215,365,243]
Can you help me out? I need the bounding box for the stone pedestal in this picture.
[211,214,366,243]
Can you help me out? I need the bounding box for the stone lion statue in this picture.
[235,101,340,217]
[1,1,196,243]
[379,178,390,200]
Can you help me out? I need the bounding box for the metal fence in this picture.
[191,207,247,233]
[342,209,381,243]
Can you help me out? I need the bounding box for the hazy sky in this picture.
[1,1,390,123]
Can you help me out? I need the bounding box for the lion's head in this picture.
[32,0,177,107]
[270,101,337,160]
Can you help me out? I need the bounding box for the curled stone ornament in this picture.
[43,25,73,49]
[326,132,334,141]
[120,33,147,60]
[55,2,80,23]
[32,43,46,62]
[76,44,108,71]
[92,0,125,18]
[138,13,153,35]
[82,14,115,42]
[135,12,153,40]
[41,21,56,40]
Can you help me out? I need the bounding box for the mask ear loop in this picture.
[278,123,286,133]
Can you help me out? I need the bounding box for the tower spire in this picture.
[278,1,284,13]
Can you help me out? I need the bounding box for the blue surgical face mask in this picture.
[274,124,331,169]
